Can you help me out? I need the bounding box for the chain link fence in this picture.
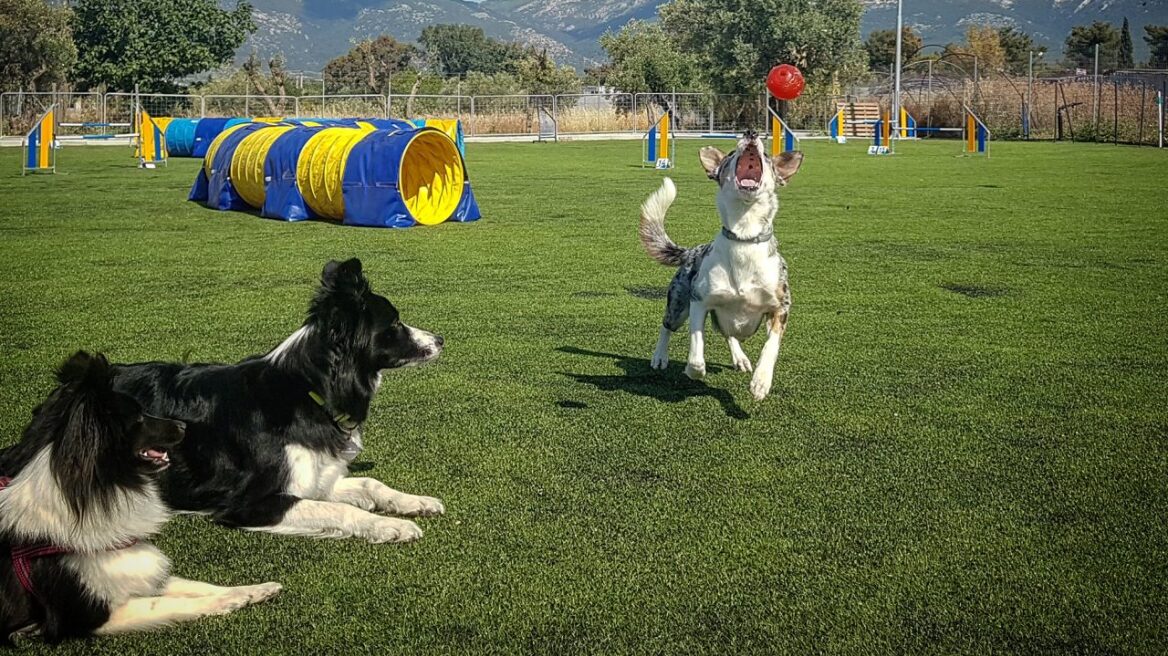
[2,78,1164,145]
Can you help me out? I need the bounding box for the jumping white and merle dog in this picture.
[108,258,445,544]
[639,131,803,400]
[0,352,280,643]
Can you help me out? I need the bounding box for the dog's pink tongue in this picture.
[144,448,167,459]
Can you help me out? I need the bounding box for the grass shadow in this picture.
[556,346,749,420]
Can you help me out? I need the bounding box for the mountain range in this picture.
[241,0,1168,71]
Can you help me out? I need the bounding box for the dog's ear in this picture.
[57,350,109,386]
[321,258,366,290]
[699,146,727,179]
[772,151,803,186]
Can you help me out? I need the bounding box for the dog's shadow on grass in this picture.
[556,346,750,420]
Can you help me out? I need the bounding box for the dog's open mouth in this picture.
[735,143,764,192]
[138,447,170,469]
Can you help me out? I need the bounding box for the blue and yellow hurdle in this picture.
[643,110,672,169]
[963,107,990,156]
[136,109,169,168]
[22,105,57,175]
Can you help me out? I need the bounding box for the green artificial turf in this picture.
[0,139,1165,655]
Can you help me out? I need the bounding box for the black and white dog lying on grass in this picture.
[0,352,280,644]
[110,258,445,544]
[640,131,803,400]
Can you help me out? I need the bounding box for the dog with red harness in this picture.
[0,352,281,643]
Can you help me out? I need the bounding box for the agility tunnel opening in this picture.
[397,128,465,225]
[190,122,480,229]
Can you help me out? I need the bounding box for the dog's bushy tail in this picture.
[639,178,686,267]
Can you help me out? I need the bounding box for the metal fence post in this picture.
[1113,80,1118,145]
[1153,77,1163,147]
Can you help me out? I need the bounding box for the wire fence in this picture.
[2,77,1165,146]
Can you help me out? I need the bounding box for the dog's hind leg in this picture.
[651,326,672,370]
[685,300,709,380]
[244,498,423,544]
[329,477,445,517]
[727,337,753,372]
[654,272,692,370]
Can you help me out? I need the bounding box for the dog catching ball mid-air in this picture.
[639,131,803,400]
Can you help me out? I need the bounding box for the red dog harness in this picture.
[0,476,135,608]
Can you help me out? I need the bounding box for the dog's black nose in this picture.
[173,420,187,432]
[435,334,445,348]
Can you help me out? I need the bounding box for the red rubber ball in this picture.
[767,64,805,101]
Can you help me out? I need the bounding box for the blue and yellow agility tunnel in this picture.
[189,122,480,228]
[160,117,467,159]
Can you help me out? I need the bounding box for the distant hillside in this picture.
[240,0,1167,71]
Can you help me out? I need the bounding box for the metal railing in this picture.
[2,79,1165,145]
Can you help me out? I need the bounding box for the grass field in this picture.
[0,139,1165,655]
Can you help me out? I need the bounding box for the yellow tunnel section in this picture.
[202,122,253,179]
[231,125,294,209]
[399,129,465,226]
[295,125,376,221]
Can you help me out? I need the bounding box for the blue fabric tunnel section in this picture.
[262,127,323,222]
[205,123,267,211]
[340,128,482,228]
[165,119,198,157]
[192,118,230,158]
[340,129,414,228]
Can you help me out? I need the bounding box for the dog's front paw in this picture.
[684,362,706,380]
[749,373,772,400]
[240,582,283,604]
[650,352,669,370]
[731,352,753,372]
[366,517,423,544]
[390,494,445,517]
[215,591,260,615]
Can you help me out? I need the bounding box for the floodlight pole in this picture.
[892,0,904,138]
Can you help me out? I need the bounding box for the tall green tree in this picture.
[418,25,520,77]
[997,26,1039,75]
[1118,18,1135,69]
[511,48,581,95]
[1063,21,1119,69]
[1142,25,1168,68]
[599,20,702,93]
[324,36,415,94]
[864,27,922,73]
[73,0,254,92]
[661,0,866,95]
[0,0,76,92]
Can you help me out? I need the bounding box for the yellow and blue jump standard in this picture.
[767,104,799,156]
[827,107,846,142]
[135,108,168,168]
[963,106,991,156]
[869,110,895,155]
[642,109,672,169]
[22,104,57,175]
[898,107,917,138]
